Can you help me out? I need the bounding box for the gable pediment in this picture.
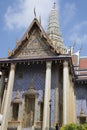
[13,32,55,58]
[9,18,57,59]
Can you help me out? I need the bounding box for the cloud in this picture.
[4,0,59,30]
[71,21,87,33]
[69,21,87,45]
[62,3,76,25]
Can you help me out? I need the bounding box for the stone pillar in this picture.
[43,61,52,130]
[38,103,41,122]
[63,61,69,125]
[68,75,72,123]
[22,97,25,128]
[1,86,7,114]
[66,73,70,123]
[72,81,76,123]
[18,103,22,121]
[69,77,75,123]
[0,70,5,111]
[74,93,76,123]
[54,66,59,125]
[34,95,38,127]
[71,78,73,122]
[1,63,15,130]
[17,124,22,130]
[18,102,22,130]
[0,72,2,112]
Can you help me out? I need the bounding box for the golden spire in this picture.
[8,48,12,57]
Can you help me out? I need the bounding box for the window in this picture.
[12,103,19,120]
[80,117,86,124]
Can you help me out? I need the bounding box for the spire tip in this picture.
[34,7,36,17]
[53,2,56,9]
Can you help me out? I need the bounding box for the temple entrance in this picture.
[23,80,38,128]
[24,96,35,127]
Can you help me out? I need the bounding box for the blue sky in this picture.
[0,0,87,58]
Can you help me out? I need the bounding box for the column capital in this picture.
[46,61,52,69]
[63,61,68,67]
[10,63,16,70]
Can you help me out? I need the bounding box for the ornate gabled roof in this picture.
[20,18,48,43]
[47,3,66,54]
[8,18,66,59]
[8,18,53,58]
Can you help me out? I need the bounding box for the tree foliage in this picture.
[60,123,87,130]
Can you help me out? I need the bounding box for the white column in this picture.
[74,92,76,123]
[22,96,25,128]
[1,86,7,114]
[0,73,2,112]
[34,95,38,127]
[63,61,68,125]
[0,70,5,110]
[72,82,76,123]
[43,61,52,130]
[54,67,59,125]
[17,102,22,130]
[1,63,15,130]
[38,103,41,121]
[17,124,22,130]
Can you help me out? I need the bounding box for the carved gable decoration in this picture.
[10,18,56,59]
[14,34,55,58]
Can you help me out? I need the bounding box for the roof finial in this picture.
[16,38,19,47]
[39,15,41,24]
[53,2,56,9]
[34,7,36,18]
[8,48,12,57]
[79,44,83,53]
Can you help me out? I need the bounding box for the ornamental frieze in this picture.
[15,35,55,58]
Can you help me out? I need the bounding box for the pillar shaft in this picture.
[1,87,7,114]
[0,76,2,112]
[22,97,25,127]
[54,66,59,124]
[43,62,52,130]
[34,95,38,126]
[69,77,76,123]
[72,82,76,123]
[0,70,5,109]
[63,61,68,125]
[1,63,15,130]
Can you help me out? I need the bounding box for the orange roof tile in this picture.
[80,57,87,69]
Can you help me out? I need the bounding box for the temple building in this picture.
[0,3,87,130]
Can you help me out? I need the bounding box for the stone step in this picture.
[22,128,32,130]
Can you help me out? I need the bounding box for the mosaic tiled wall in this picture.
[12,63,57,124]
[75,85,87,122]
[14,63,46,91]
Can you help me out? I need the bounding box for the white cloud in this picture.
[4,0,59,30]
[71,21,87,33]
[62,3,76,25]
[69,21,87,45]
